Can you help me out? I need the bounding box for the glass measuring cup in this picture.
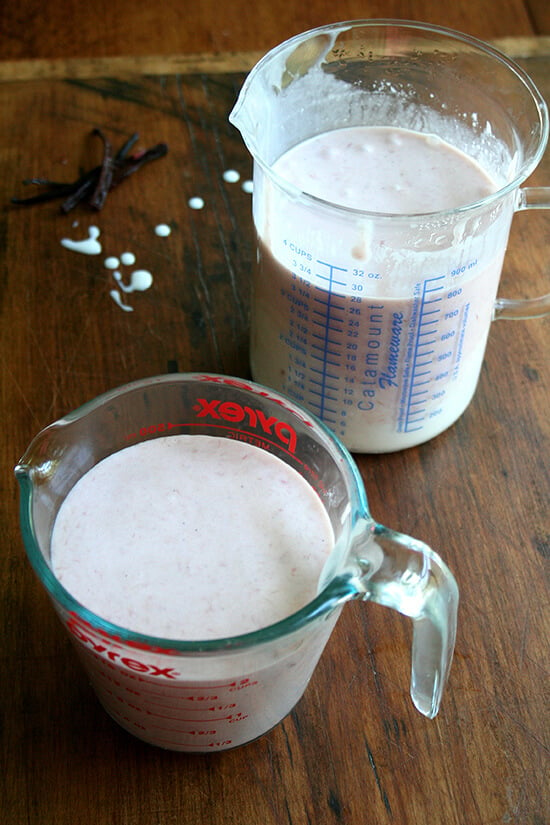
[15,373,457,752]
[229,20,550,452]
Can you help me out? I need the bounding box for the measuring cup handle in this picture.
[493,186,550,320]
[355,523,458,718]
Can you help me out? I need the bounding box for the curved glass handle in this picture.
[353,523,458,718]
[493,186,550,320]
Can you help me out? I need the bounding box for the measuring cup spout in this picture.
[350,521,458,718]
[229,29,337,164]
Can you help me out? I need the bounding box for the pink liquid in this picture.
[51,434,334,639]
[50,434,337,751]
[272,126,496,214]
[251,126,510,452]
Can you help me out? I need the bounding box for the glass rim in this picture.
[235,18,549,220]
[16,372,367,654]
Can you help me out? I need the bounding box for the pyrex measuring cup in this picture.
[16,374,458,752]
[229,20,550,452]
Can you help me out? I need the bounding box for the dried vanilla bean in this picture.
[89,128,114,210]
[11,129,168,212]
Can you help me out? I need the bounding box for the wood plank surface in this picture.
[0,0,548,64]
[0,43,549,825]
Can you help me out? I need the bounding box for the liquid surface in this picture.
[51,435,334,639]
[273,126,496,213]
[252,126,506,451]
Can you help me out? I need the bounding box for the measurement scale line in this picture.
[136,700,236,712]
[424,277,446,289]
[310,390,338,401]
[311,394,338,403]
[315,272,347,284]
[109,680,242,694]
[311,352,340,364]
[311,355,340,368]
[312,353,341,363]
[309,403,338,417]
[311,345,340,355]
[311,344,341,356]
[312,313,345,322]
[148,714,240,723]
[312,306,345,316]
[312,310,345,321]
[313,296,346,307]
[310,369,340,381]
[310,376,340,385]
[402,277,446,432]
[311,331,341,342]
[304,260,349,422]
[315,270,347,281]
[310,379,339,390]
[140,733,228,748]
[315,281,347,292]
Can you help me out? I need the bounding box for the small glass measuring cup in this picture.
[15,374,457,752]
[229,20,550,452]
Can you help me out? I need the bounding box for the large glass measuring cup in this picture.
[230,20,550,452]
[16,374,457,752]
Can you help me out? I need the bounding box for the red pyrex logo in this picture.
[193,398,298,453]
[66,614,180,679]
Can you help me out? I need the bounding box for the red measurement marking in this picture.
[149,724,219,734]
[125,422,186,441]
[148,737,233,749]
[229,679,258,691]
[137,679,258,695]
[149,712,247,724]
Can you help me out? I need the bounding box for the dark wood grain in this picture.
[0,0,547,64]
[1,51,548,825]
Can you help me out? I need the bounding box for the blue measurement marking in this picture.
[402,277,446,433]
[305,260,348,421]
[310,366,340,381]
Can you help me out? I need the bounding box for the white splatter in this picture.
[241,180,253,194]
[104,256,119,270]
[120,251,136,265]
[110,289,133,312]
[188,197,205,210]
[61,225,101,255]
[223,169,240,183]
[155,223,171,237]
[113,269,153,294]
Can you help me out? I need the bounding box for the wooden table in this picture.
[1,36,549,825]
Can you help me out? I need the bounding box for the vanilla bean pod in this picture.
[89,128,114,210]
[11,130,168,211]
[111,143,168,186]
